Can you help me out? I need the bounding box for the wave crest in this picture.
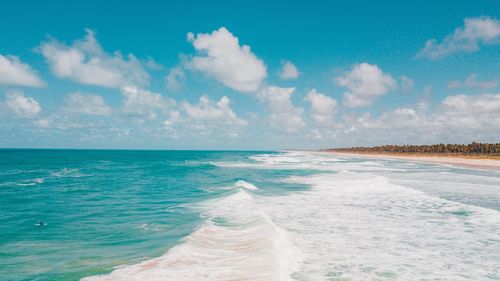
[82,190,298,281]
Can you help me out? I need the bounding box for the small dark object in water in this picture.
[35,220,47,226]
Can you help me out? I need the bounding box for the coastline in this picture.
[325,151,500,171]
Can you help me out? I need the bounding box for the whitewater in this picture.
[1,150,499,280]
[82,151,500,281]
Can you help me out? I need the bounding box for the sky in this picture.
[0,0,499,149]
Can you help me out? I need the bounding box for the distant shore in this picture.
[327,151,500,171]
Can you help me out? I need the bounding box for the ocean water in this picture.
[1,150,499,280]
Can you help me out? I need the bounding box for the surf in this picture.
[82,185,298,281]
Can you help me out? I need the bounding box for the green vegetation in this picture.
[326,142,500,157]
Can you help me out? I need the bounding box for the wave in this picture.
[235,180,258,190]
[51,168,89,178]
[82,190,297,281]
[81,151,500,280]
[15,178,44,186]
[262,171,500,280]
[212,159,405,172]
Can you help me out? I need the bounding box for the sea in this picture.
[1,149,499,280]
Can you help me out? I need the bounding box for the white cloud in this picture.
[181,95,246,127]
[339,92,500,144]
[145,57,164,70]
[63,93,111,115]
[306,128,324,140]
[400,76,414,91]
[31,114,88,130]
[354,106,428,131]
[163,110,181,127]
[121,86,175,119]
[279,60,299,80]
[34,118,51,128]
[258,86,305,133]
[186,27,267,92]
[304,89,337,126]
[5,90,42,118]
[447,74,498,90]
[162,95,246,138]
[39,29,149,88]
[0,54,46,87]
[336,63,397,108]
[438,93,500,129]
[165,67,186,91]
[418,16,500,59]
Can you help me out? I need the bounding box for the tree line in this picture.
[326,142,500,156]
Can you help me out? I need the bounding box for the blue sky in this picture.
[0,0,499,149]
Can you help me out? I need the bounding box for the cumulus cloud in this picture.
[447,74,498,90]
[340,93,500,144]
[258,86,305,133]
[304,89,337,126]
[186,27,267,92]
[336,63,397,108]
[279,60,299,80]
[163,110,181,127]
[63,93,111,115]
[5,90,42,118]
[162,95,246,138]
[418,16,500,59]
[354,106,429,131]
[438,93,500,129]
[0,54,46,87]
[165,67,186,91]
[181,95,247,127]
[39,29,149,88]
[121,86,175,119]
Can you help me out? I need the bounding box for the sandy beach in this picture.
[327,152,500,171]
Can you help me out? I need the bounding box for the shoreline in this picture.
[325,151,500,171]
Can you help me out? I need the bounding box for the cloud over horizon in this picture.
[121,86,175,120]
[1,12,499,149]
[258,86,305,133]
[338,92,500,145]
[63,93,112,116]
[304,89,337,126]
[5,90,42,118]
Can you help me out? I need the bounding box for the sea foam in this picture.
[82,189,298,281]
[81,151,500,280]
[253,152,500,280]
[235,180,258,190]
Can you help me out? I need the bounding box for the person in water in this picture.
[36,220,46,226]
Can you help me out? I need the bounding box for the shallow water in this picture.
[1,150,499,280]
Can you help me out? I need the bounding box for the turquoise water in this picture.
[0,150,305,280]
[1,150,500,280]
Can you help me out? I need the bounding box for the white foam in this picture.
[215,151,405,172]
[82,190,298,281]
[51,168,88,178]
[259,171,500,280]
[16,177,44,186]
[235,180,258,190]
[82,151,500,280]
